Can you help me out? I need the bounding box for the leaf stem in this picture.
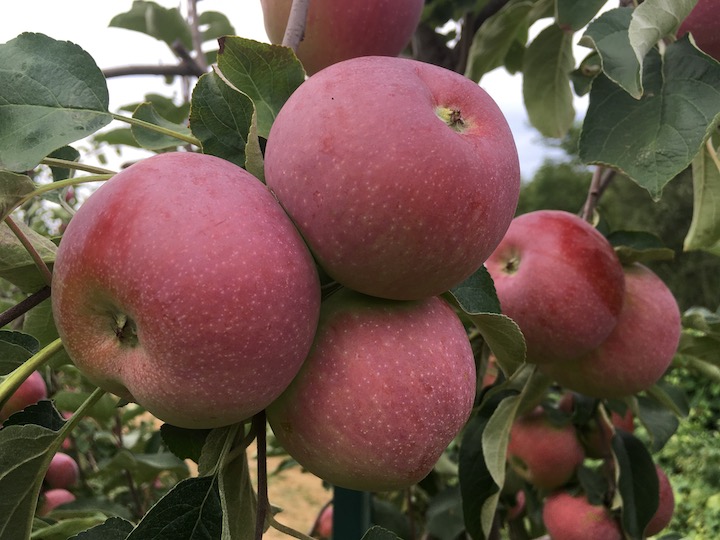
[282,0,311,52]
[268,515,315,540]
[0,286,51,328]
[4,216,54,287]
[13,175,114,218]
[0,338,63,407]
[706,138,720,173]
[111,113,201,147]
[41,157,116,176]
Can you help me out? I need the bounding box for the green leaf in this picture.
[125,476,222,540]
[92,128,140,148]
[68,517,134,540]
[360,526,401,540]
[160,424,212,463]
[0,331,36,375]
[51,391,118,422]
[556,0,608,31]
[190,72,257,169]
[570,51,602,96]
[684,142,720,251]
[472,314,526,376]
[22,299,71,369]
[612,431,659,538]
[0,172,35,222]
[0,221,56,292]
[446,266,500,315]
[522,23,575,138]
[30,517,108,540]
[199,12,235,43]
[109,1,192,50]
[464,1,533,82]
[629,0,697,84]
[215,36,305,138]
[218,447,256,540]
[47,146,81,182]
[425,487,465,540]
[0,401,66,540]
[580,7,642,98]
[636,394,680,452]
[95,450,189,487]
[131,102,193,150]
[579,37,720,199]
[0,33,111,172]
[607,229,675,264]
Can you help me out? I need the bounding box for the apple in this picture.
[51,152,321,429]
[0,370,47,422]
[506,490,526,521]
[540,263,681,398]
[645,465,675,537]
[506,407,585,491]
[267,289,476,491]
[44,452,79,490]
[485,210,625,364]
[543,491,622,540]
[265,55,520,301]
[678,0,720,61]
[312,503,333,539]
[37,488,76,516]
[260,0,424,75]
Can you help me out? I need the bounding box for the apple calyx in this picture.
[112,312,138,346]
[435,106,467,133]
[502,254,521,274]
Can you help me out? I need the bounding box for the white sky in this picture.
[0,1,591,178]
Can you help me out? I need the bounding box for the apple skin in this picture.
[540,263,681,399]
[38,488,76,516]
[0,371,47,422]
[543,491,623,540]
[506,407,585,491]
[485,210,625,364]
[265,56,520,301]
[44,452,79,490]
[52,152,321,429]
[267,289,476,491]
[312,503,333,539]
[260,0,424,75]
[678,0,720,61]
[645,465,675,537]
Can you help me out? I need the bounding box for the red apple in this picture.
[37,488,76,516]
[543,491,622,540]
[678,0,720,61]
[485,210,625,364]
[645,465,675,536]
[312,503,333,539]
[51,152,321,429]
[260,0,424,75]
[265,55,520,301]
[506,407,585,491]
[540,264,681,398]
[0,370,47,422]
[44,452,79,490]
[267,289,476,491]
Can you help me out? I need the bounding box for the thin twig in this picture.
[282,0,311,51]
[4,216,53,287]
[580,166,616,222]
[187,0,208,71]
[103,62,205,78]
[0,286,51,328]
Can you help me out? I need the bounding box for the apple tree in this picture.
[0,0,719,539]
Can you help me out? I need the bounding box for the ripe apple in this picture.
[540,264,681,398]
[485,210,625,364]
[645,465,675,536]
[312,503,333,539]
[678,0,720,61]
[260,0,424,75]
[543,491,622,540]
[44,452,79,490]
[267,289,476,491]
[37,488,76,516]
[0,370,47,422]
[52,152,321,429]
[506,407,585,491]
[265,56,520,300]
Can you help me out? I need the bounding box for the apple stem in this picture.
[4,216,53,287]
[0,338,64,409]
[282,0,311,53]
[113,313,138,347]
[0,286,50,329]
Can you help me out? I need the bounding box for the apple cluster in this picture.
[486,209,682,399]
[504,397,675,538]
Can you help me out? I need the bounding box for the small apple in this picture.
[0,370,47,422]
[311,503,333,539]
[678,0,720,61]
[260,0,424,75]
[540,264,681,398]
[485,210,625,364]
[506,490,526,521]
[52,152,321,429]
[37,488,76,516]
[267,289,476,491]
[265,55,520,300]
[44,452,79,490]
[645,465,675,537]
[543,491,622,540]
[506,407,585,491]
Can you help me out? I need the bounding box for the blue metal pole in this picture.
[332,486,372,539]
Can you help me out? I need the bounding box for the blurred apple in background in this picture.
[678,0,720,60]
[543,491,623,540]
[0,371,47,422]
[44,452,79,490]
